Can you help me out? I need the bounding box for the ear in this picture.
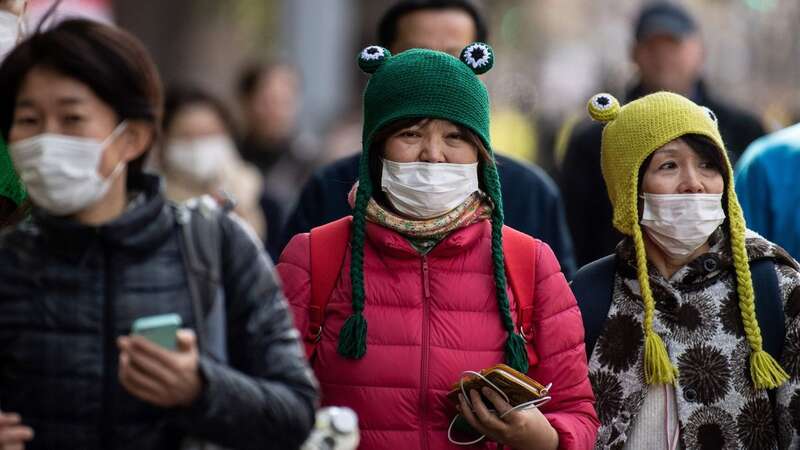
[119,120,155,163]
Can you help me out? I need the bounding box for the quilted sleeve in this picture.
[178,214,317,449]
[528,241,600,450]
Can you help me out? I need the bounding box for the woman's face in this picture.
[9,66,130,177]
[383,119,478,164]
[166,104,228,142]
[641,138,724,195]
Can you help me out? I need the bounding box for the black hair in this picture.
[0,19,163,186]
[638,134,728,192]
[163,84,237,138]
[377,0,488,49]
[236,62,298,100]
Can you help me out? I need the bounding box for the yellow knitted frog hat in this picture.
[587,91,788,389]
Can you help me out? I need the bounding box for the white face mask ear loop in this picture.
[100,121,130,182]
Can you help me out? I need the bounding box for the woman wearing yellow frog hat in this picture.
[570,91,800,449]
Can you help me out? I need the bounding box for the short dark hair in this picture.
[377,0,488,49]
[0,19,163,184]
[163,84,237,137]
[638,134,728,189]
[235,62,298,100]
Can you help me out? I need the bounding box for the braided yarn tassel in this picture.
[633,225,677,384]
[338,153,372,359]
[728,198,788,389]
[484,163,529,374]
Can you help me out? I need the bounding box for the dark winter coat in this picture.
[0,175,317,450]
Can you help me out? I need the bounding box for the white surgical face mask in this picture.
[0,10,22,62]
[165,134,236,182]
[380,160,480,219]
[640,193,726,259]
[10,122,128,216]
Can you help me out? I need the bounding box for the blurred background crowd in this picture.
[32,0,797,266]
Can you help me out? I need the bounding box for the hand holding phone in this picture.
[118,321,202,408]
[131,313,182,350]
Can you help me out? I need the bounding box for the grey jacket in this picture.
[0,175,318,450]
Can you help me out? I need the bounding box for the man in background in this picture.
[236,63,319,253]
[560,1,765,267]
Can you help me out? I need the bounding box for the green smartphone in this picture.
[131,313,182,351]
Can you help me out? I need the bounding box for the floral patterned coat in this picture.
[588,229,800,449]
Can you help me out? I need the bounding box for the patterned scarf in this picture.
[348,183,493,254]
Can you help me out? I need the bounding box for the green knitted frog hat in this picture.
[0,138,26,206]
[340,43,529,373]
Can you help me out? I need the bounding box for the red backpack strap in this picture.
[306,216,352,359]
[502,226,539,367]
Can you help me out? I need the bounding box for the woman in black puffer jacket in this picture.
[0,19,317,450]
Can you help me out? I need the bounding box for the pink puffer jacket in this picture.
[278,220,598,450]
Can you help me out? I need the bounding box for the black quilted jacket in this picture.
[0,175,317,450]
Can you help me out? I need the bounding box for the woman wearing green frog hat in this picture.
[572,91,800,449]
[278,43,599,450]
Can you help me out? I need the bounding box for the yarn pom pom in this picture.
[358,45,391,74]
[587,93,620,123]
[460,42,494,75]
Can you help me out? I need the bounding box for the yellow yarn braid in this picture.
[632,225,678,384]
[727,181,789,389]
[588,91,788,389]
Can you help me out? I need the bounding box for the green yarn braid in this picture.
[484,161,529,374]
[337,151,372,359]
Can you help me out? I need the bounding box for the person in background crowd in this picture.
[560,1,765,267]
[0,19,316,449]
[161,84,266,239]
[279,42,598,450]
[0,0,27,228]
[236,62,318,255]
[735,124,800,261]
[278,0,577,278]
[574,92,799,449]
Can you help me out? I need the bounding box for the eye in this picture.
[591,94,614,111]
[13,115,38,126]
[360,45,386,61]
[699,161,717,171]
[63,114,84,124]
[397,130,419,138]
[701,106,717,124]
[658,161,677,170]
[446,132,465,141]
[461,43,492,71]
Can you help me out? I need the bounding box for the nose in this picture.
[419,136,447,163]
[678,167,705,194]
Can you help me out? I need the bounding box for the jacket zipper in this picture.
[101,246,117,449]
[419,255,431,450]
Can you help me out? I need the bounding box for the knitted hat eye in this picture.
[460,42,494,74]
[587,93,621,123]
[358,45,391,74]
[701,106,718,124]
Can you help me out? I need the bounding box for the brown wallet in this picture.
[446,364,550,407]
